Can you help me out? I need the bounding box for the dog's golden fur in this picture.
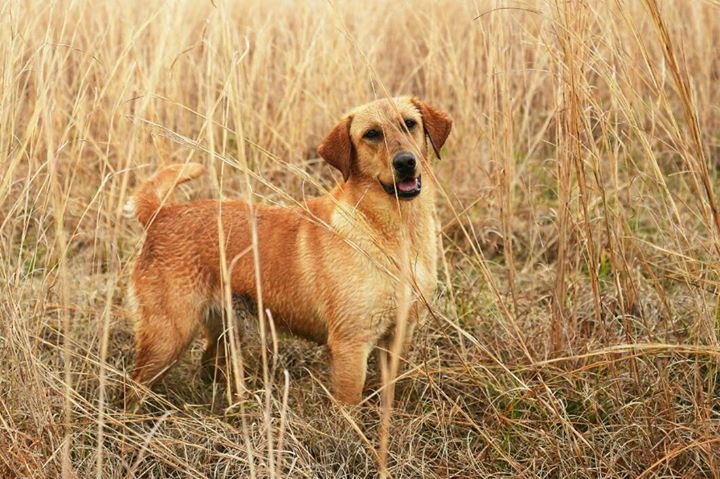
[127,96,451,404]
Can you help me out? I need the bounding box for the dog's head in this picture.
[318,97,452,200]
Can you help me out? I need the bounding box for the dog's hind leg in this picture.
[129,295,203,392]
[201,295,250,384]
[201,305,225,382]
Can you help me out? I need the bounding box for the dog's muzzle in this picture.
[380,152,422,199]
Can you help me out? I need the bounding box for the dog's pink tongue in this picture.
[397,178,418,192]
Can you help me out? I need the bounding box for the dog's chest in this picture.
[330,207,438,320]
[362,243,436,339]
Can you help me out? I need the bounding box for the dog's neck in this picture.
[325,176,439,296]
[330,176,437,246]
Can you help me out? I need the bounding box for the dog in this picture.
[126,96,451,404]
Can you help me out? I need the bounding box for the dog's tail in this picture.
[125,162,206,227]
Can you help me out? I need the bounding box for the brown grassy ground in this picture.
[2,0,720,477]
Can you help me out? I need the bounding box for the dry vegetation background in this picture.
[2,0,720,477]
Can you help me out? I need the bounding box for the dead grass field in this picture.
[2,0,720,477]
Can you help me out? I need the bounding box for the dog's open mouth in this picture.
[380,175,422,199]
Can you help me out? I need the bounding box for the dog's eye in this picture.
[363,129,382,140]
[404,118,417,130]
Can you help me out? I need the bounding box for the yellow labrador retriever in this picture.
[127,96,451,404]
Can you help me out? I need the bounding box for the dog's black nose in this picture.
[392,152,416,175]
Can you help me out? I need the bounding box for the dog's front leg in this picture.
[375,305,421,387]
[328,339,372,405]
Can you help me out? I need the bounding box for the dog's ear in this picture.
[412,98,452,160]
[318,116,353,182]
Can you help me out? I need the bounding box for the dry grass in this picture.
[2,0,720,477]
